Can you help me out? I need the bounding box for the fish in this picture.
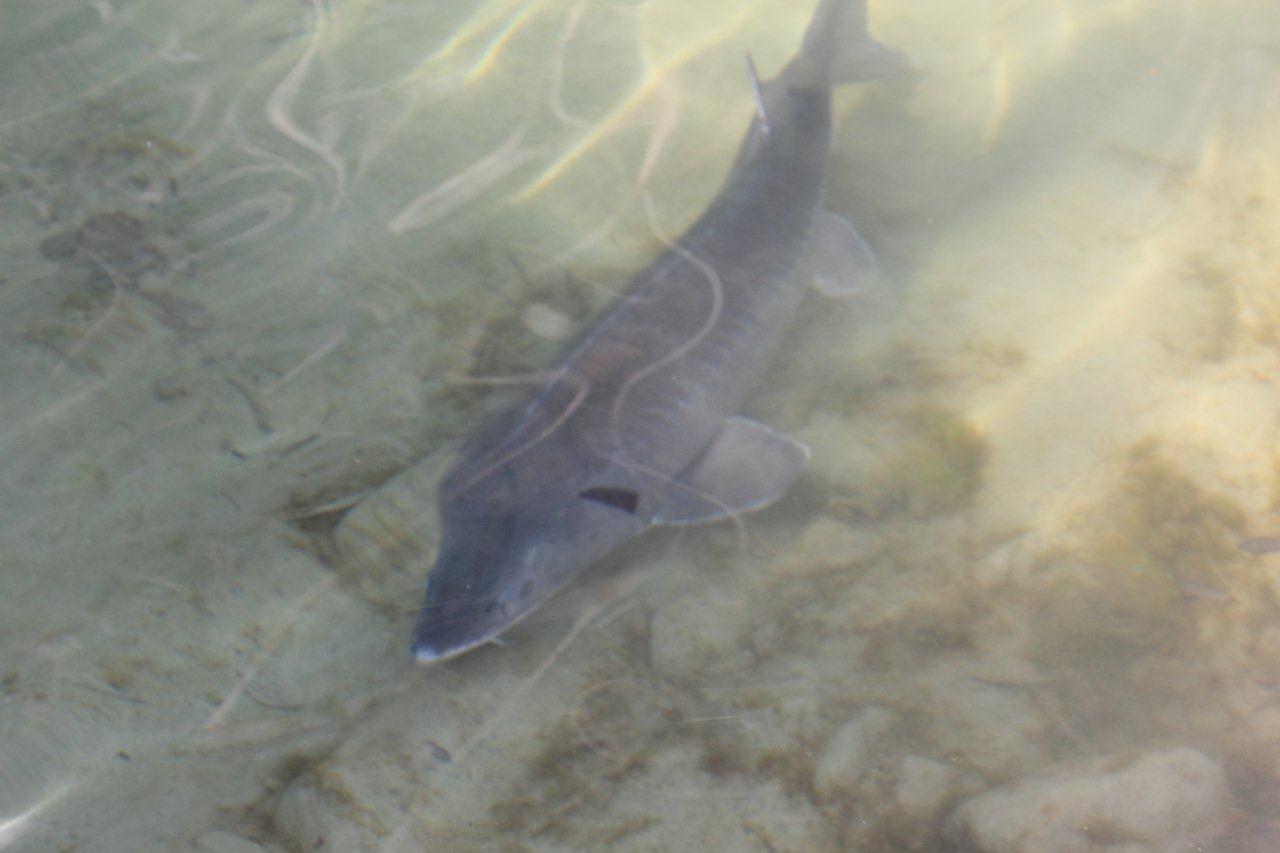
[412,0,911,663]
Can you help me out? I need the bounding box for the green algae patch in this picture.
[883,404,989,519]
[487,652,679,843]
[1038,441,1246,667]
[823,404,989,523]
[1101,440,1245,587]
[1028,440,1249,748]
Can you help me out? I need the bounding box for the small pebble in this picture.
[522,302,572,340]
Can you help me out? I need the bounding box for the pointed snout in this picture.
[410,539,526,664]
[410,587,502,664]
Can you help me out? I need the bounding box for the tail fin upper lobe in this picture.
[791,0,914,88]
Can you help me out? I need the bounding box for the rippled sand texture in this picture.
[1,0,1279,850]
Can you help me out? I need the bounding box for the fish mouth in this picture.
[410,576,529,664]
[410,534,516,663]
[410,601,504,664]
[412,636,486,665]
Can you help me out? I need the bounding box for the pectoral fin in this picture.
[652,417,810,526]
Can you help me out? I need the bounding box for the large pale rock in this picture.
[894,755,960,821]
[946,748,1231,852]
[813,706,898,798]
[325,450,451,611]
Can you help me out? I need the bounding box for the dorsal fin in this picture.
[744,53,771,137]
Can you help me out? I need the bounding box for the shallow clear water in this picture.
[2,0,1279,849]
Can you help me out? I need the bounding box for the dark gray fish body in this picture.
[413,0,908,662]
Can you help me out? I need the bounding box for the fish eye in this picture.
[578,486,640,514]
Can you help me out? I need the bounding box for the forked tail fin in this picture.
[789,0,914,88]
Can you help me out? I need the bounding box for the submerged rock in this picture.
[813,705,897,799]
[323,449,451,612]
[945,748,1230,852]
[894,755,960,821]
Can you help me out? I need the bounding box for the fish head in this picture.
[411,450,647,663]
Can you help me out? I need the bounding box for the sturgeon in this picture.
[412,0,909,662]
